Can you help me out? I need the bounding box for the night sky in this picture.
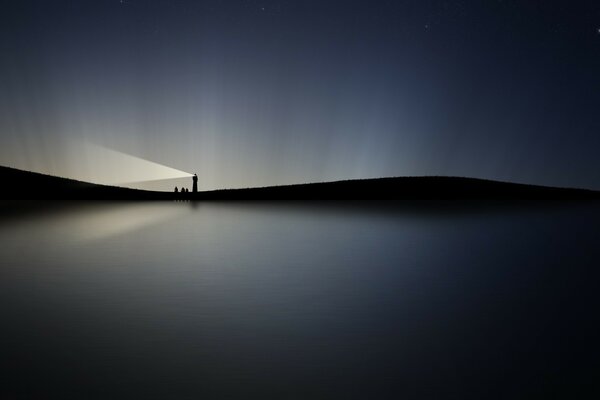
[1,0,599,190]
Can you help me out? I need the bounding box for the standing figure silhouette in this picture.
[192,174,198,193]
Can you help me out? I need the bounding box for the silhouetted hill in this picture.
[1,165,599,201]
[196,177,600,201]
[0,166,170,200]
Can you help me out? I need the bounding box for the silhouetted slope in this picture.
[196,177,600,200]
[1,166,599,201]
[0,166,169,200]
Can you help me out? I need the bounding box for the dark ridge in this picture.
[196,176,600,201]
[1,165,599,201]
[0,165,170,200]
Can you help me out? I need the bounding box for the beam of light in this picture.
[80,143,194,186]
[57,141,193,187]
[1,140,193,188]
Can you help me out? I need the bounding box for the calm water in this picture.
[1,201,600,399]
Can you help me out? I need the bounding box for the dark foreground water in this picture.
[1,201,599,399]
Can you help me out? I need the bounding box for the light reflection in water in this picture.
[0,201,190,243]
[0,201,599,399]
[65,202,190,242]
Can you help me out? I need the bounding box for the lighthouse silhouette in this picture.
[192,174,198,193]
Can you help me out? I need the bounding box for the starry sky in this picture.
[1,0,600,190]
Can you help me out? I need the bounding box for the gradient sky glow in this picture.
[1,0,600,190]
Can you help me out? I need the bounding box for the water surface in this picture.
[1,201,599,399]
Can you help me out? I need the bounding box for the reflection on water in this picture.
[2,202,190,242]
[1,201,600,399]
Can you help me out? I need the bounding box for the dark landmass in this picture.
[1,165,599,201]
